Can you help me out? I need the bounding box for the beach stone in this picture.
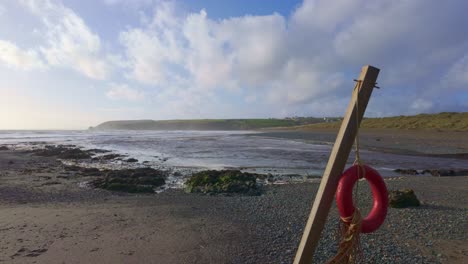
[0,146,9,150]
[185,170,260,195]
[126,158,138,163]
[389,189,420,208]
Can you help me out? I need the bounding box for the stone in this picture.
[389,189,420,208]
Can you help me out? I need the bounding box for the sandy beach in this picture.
[0,130,467,264]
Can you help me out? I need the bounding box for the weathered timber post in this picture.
[294,65,380,264]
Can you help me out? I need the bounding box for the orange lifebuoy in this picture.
[336,164,388,233]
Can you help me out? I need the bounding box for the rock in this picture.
[0,146,9,150]
[33,145,92,159]
[100,154,124,160]
[389,189,420,208]
[85,148,111,154]
[423,169,468,177]
[185,170,259,195]
[394,169,419,175]
[90,168,166,193]
[126,158,138,163]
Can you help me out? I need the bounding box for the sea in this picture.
[0,130,466,185]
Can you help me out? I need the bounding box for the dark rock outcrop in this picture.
[394,169,419,175]
[389,189,420,208]
[33,145,92,159]
[422,169,468,177]
[99,154,125,160]
[91,168,166,193]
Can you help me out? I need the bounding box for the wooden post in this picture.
[294,65,380,264]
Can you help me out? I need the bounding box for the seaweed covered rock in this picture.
[389,189,420,208]
[91,168,166,193]
[185,170,259,195]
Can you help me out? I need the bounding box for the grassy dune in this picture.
[92,117,337,130]
[294,112,468,131]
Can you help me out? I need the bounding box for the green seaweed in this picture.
[185,170,258,195]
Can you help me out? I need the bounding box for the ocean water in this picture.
[0,130,466,180]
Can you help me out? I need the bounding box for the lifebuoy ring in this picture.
[336,164,388,233]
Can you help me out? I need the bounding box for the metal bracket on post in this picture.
[294,65,380,264]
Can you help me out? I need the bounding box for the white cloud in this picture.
[218,13,287,86]
[0,40,45,70]
[444,54,468,88]
[119,1,184,85]
[106,84,145,101]
[411,98,433,112]
[20,0,112,80]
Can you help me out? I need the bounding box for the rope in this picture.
[326,209,363,264]
[326,80,365,264]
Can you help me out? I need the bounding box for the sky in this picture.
[1,0,467,129]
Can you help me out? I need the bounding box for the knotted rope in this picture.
[326,80,365,264]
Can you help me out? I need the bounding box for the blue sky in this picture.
[1,0,467,129]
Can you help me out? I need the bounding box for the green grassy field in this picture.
[92,117,337,130]
[295,112,468,131]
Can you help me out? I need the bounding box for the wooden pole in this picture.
[294,65,380,264]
